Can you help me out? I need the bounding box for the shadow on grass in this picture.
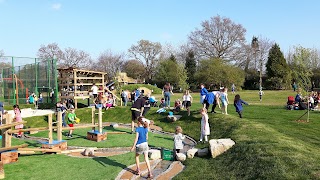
[92,156,127,168]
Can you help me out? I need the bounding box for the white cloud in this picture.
[160,33,173,40]
[51,3,62,10]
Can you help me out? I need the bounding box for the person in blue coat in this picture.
[200,83,208,104]
[234,94,249,118]
[203,91,220,112]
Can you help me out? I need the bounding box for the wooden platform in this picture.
[0,150,18,164]
[87,131,107,142]
[41,140,67,151]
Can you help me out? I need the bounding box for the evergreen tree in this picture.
[185,51,197,86]
[169,54,177,63]
[265,43,291,89]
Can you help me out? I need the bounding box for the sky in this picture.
[1,0,320,60]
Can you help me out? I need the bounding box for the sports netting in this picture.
[0,56,58,104]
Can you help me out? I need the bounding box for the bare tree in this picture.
[91,50,124,80]
[37,43,63,60]
[59,47,92,69]
[235,36,273,73]
[128,40,162,80]
[188,15,246,60]
[0,49,4,57]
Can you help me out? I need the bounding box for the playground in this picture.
[0,88,320,179]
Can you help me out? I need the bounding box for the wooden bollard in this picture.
[57,111,62,141]
[91,106,95,131]
[98,108,102,133]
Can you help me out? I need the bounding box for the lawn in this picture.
[4,90,320,179]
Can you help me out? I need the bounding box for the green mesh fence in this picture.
[0,56,58,105]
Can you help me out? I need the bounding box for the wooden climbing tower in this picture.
[58,68,107,109]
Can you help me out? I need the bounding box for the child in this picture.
[67,107,77,138]
[182,90,193,116]
[159,98,165,108]
[220,88,229,115]
[13,105,23,138]
[200,83,208,104]
[259,89,264,102]
[234,94,249,118]
[0,102,4,125]
[130,117,153,178]
[173,99,182,112]
[199,108,210,143]
[174,126,185,154]
[309,93,315,110]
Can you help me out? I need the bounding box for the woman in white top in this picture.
[182,90,193,116]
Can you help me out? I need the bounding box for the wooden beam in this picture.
[18,148,61,153]
[73,69,107,75]
[76,77,104,80]
[0,144,28,152]
[0,121,26,130]
[61,124,98,131]
[107,132,127,134]
[48,114,53,144]
[8,127,48,134]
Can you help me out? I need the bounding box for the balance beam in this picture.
[8,127,48,134]
[0,144,28,152]
[107,132,127,134]
[18,148,61,153]
[0,121,26,130]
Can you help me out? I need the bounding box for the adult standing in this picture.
[292,82,297,92]
[121,90,128,106]
[162,82,174,108]
[130,95,145,134]
[91,83,98,99]
[200,83,208,104]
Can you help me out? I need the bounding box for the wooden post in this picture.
[73,70,77,109]
[98,108,102,133]
[48,113,53,144]
[91,106,95,131]
[4,114,12,148]
[57,111,62,141]
[1,114,7,148]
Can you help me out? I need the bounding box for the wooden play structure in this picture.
[0,106,125,178]
[58,68,120,108]
[115,72,141,85]
[58,68,106,109]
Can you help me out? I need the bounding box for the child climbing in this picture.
[234,94,249,118]
[174,126,185,154]
[130,117,153,178]
[199,108,210,143]
[13,104,23,138]
[67,107,77,138]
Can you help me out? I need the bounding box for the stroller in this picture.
[287,96,294,110]
[149,96,158,107]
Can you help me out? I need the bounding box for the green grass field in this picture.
[4,90,320,179]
